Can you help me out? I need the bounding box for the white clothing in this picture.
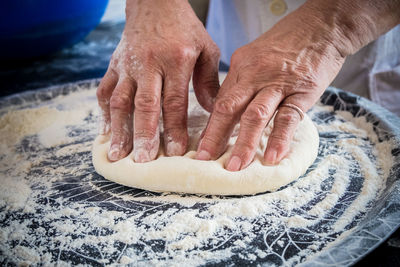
[206,0,400,115]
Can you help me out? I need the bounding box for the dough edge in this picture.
[92,114,319,196]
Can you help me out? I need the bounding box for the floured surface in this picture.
[0,79,399,266]
[92,94,319,195]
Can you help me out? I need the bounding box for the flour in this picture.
[0,82,397,266]
[0,106,89,149]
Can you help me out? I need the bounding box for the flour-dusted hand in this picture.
[97,0,220,162]
[196,8,344,171]
[196,0,400,171]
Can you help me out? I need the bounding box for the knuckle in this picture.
[270,115,298,145]
[242,102,271,124]
[208,42,220,59]
[214,99,235,116]
[135,129,157,140]
[110,92,133,111]
[200,128,231,152]
[276,109,299,125]
[270,131,289,146]
[212,49,220,61]
[110,53,119,66]
[134,93,160,112]
[96,77,114,100]
[173,45,197,64]
[201,134,223,149]
[214,95,241,117]
[96,85,108,100]
[163,94,186,113]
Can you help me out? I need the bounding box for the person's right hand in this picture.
[97,0,220,163]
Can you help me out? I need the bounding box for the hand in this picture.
[196,3,347,171]
[97,0,220,162]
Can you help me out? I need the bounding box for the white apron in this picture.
[206,0,400,115]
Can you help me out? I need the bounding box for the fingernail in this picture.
[166,141,184,156]
[108,145,120,161]
[226,156,242,172]
[265,148,277,165]
[196,150,211,161]
[134,148,150,163]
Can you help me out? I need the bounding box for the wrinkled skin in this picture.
[195,6,346,171]
[97,0,400,171]
[97,0,220,163]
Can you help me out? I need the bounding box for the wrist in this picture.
[125,0,191,23]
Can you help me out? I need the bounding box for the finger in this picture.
[264,99,305,165]
[108,78,136,161]
[96,69,118,134]
[225,89,283,171]
[196,77,254,161]
[133,72,163,163]
[196,70,237,144]
[192,43,220,112]
[162,71,191,156]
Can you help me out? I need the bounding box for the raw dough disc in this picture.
[92,93,319,196]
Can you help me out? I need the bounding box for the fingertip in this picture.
[165,132,187,156]
[226,155,242,172]
[165,133,187,156]
[108,136,133,161]
[264,146,278,165]
[133,138,159,163]
[108,146,119,162]
[196,150,211,161]
[108,142,124,162]
[133,148,151,163]
[264,141,290,165]
[133,131,160,163]
[166,141,183,156]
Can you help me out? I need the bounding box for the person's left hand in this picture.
[196,5,346,171]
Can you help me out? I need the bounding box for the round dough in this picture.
[92,92,319,196]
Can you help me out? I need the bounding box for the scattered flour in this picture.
[0,83,397,266]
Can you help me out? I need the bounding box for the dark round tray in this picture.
[0,79,399,266]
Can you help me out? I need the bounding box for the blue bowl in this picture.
[0,0,109,60]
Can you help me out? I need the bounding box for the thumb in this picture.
[193,43,220,112]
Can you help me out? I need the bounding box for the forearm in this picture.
[304,0,400,57]
[125,0,191,22]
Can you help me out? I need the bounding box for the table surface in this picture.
[0,1,399,265]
